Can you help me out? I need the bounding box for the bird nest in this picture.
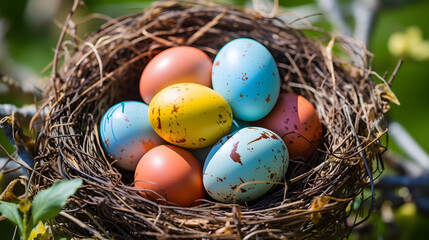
[30,0,393,239]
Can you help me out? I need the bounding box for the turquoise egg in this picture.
[99,101,164,171]
[203,127,289,203]
[212,38,280,121]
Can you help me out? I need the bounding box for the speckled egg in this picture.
[148,83,233,148]
[203,127,289,203]
[100,101,164,171]
[254,92,323,160]
[211,38,280,121]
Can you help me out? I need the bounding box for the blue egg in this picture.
[212,38,280,121]
[100,101,164,171]
[203,127,289,203]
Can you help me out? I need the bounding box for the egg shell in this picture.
[149,83,233,148]
[212,38,280,121]
[100,101,164,171]
[139,46,212,104]
[254,92,323,160]
[203,127,289,203]
[134,145,205,206]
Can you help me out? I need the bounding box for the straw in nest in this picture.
[29,0,395,239]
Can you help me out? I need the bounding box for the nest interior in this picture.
[31,1,392,239]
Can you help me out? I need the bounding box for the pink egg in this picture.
[139,46,212,104]
[254,93,323,160]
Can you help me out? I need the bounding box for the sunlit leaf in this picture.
[375,83,400,106]
[0,200,23,233]
[310,196,331,225]
[31,178,82,225]
[310,196,351,224]
[28,220,48,240]
[19,199,31,213]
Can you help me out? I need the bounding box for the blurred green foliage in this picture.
[371,0,429,154]
[1,0,429,239]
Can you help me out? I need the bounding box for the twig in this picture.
[50,0,81,100]
[12,226,18,240]
[344,105,376,210]
[59,211,109,240]
[0,144,32,172]
[185,8,226,45]
[0,164,21,175]
[388,59,403,85]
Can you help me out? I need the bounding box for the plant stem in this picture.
[22,212,28,240]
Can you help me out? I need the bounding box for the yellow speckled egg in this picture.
[149,83,233,148]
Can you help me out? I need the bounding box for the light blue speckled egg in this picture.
[203,127,289,203]
[100,101,164,171]
[212,38,280,121]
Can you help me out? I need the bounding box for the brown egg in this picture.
[134,145,205,206]
[139,46,212,104]
[254,92,322,160]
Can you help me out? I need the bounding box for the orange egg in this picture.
[139,46,212,104]
[134,145,205,206]
[254,93,323,160]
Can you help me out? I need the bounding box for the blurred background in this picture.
[1,0,429,239]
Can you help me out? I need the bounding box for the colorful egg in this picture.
[99,101,164,171]
[211,38,280,121]
[139,46,212,104]
[134,145,205,206]
[254,92,323,160]
[148,83,233,148]
[203,127,289,203]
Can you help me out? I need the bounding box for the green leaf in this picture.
[0,200,24,233]
[31,178,82,225]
